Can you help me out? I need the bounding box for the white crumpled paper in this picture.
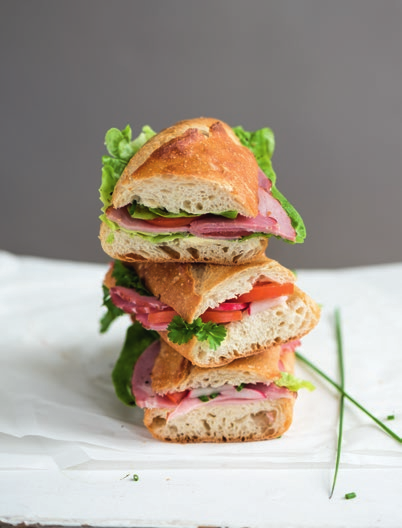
[0,250,401,472]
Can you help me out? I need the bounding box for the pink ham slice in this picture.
[189,214,278,239]
[257,170,296,241]
[110,286,173,330]
[106,207,191,233]
[105,171,296,241]
[110,286,168,314]
[132,342,296,420]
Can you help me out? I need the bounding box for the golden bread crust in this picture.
[151,341,288,394]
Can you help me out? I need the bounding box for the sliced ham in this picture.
[189,214,278,239]
[106,171,296,241]
[257,170,296,241]
[110,286,168,314]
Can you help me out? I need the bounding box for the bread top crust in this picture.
[111,117,259,216]
[133,256,296,321]
[151,339,295,394]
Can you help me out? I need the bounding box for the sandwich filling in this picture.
[104,170,296,242]
[109,278,293,331]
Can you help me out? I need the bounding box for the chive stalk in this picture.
[295,353,402,444]
[345,492,357,500]
[329,308,345,499]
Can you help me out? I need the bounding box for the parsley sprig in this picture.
[167,316,227,351]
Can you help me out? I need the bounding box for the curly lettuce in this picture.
[99,125,156,213]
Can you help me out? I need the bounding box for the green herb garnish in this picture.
[167,316,227,351]
[236,383,245,392]
[345,492,357,500]
[198,392,220,402]
[132,474,139,482]
[329,308,345,499]
[387,415,395,421]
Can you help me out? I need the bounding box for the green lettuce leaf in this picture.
[99,125,156,212]
[275,371,315,392]
[112,323,158,406]
[111,260,151,297]
[129,202,238,221]
[233,126,306,243]
[100,284,125,333]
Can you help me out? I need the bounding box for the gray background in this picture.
[1,1,401,270]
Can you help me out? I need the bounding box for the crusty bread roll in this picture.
[99,117,272,265]
[100,222,268,265]
[132,257,320,367]
[112,117,259,216]
[142,341,296,443]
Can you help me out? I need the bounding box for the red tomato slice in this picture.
[147,310,178,324]
[145,216,197,227]
[236,282,294,303]
[200,309,243,324]
[165,390,189,404]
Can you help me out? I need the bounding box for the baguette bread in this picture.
[99,117,283,264]
[139,340,296,443]
[132,258,320,367]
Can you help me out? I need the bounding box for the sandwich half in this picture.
[101,257,320,367]
[112,323,314,443]
[99,117,306,265]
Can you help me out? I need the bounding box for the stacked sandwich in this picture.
[99,117,320,443]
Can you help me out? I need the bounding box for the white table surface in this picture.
[0,251,401,528]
